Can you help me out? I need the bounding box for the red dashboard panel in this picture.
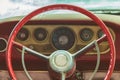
[0,20,120,71]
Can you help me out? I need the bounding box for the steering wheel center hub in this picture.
[49,50,74,72]
[55,54,68,67]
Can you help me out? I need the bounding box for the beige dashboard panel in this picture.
[15,24,115,55]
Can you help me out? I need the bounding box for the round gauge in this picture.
[16,28,29,41]
[98,30,104,38]
[0,38,7,52]
[80,28,93,41]
[34,28,47,41]
[52,27,75,50]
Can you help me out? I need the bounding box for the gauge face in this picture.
[98,30,104,38]
[0,38,7,52]
[52,27,75,50]
[80,28,93,41]
[16,28,29,41]
[34,28,47,41]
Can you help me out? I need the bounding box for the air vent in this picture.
[0,38,7,52]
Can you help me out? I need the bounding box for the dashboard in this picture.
[15,24,115,55]
[0,12,120,79]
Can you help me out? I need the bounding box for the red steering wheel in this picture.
[6,4,116,80]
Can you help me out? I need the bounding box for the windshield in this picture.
[0,0,120,19]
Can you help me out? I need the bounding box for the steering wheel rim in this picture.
[6,4,116,80]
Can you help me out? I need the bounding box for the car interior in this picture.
[0,0,120,80]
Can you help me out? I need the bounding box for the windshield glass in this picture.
[0,0,120,19]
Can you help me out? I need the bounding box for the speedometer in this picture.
[52,27,75,50]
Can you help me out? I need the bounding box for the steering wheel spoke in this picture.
[13,41,49,60]
[23,46,49,60]
[61,72,66,80]
[13,41,23,49]
[73,34,107,58]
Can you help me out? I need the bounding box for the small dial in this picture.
[16,28,29,41]
[34,28,47,41]
[80,28,93,41]
[0,38,7,52]
[98,30,104,38]
[52,27,75,50]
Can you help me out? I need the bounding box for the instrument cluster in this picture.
[15,25,115,55]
